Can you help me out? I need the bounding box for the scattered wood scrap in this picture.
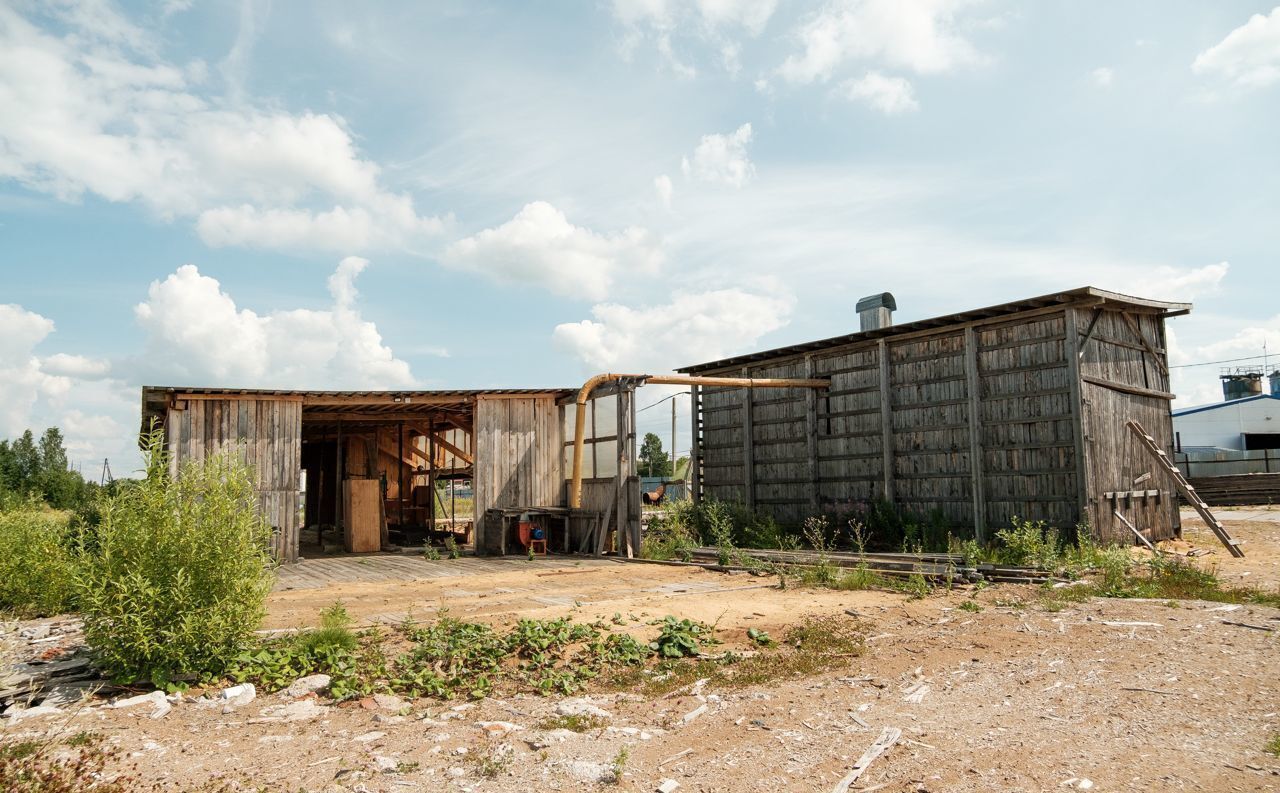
[831,726,901,793]
[1220,620,1275,632]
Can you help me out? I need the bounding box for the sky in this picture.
[2,0,1280,476]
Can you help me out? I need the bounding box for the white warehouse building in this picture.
[1173,394,1280,451]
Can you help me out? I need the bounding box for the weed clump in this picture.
[0,504,78,616]
[0,735,135,792]
[75,431,274,688]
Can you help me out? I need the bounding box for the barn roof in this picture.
[140,385,576,434]
[677,286,1191,374]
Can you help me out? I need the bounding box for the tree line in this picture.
[0,427,97,510]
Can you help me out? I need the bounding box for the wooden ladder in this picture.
[1125,420,1244,558]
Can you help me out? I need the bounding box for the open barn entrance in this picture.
[299,394,476,556]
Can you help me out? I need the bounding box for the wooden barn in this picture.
[139,385,642,562]
[679,287,1191,545]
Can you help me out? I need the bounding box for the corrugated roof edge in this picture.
[1172,394,1280,417]
[677,286,1192,373]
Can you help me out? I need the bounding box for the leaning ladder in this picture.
[1125,420,1245,558]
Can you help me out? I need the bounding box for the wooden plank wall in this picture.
[1075,307,1180,542]
[165,397,302,562]
[976,313,1079,528]
[697,307,1093,539]
[473,396,563,552]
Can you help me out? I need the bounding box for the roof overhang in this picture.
[678,286,1192,374]
[140,385,576,436]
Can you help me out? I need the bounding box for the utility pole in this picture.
[671,397,677,482]
[99,458,113,486]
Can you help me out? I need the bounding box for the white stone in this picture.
[353,731,387,743]
[374,693,407,711]
[375,755,399,773]
[110,690,167,710]
[476,721,524,738]
[563,760,615,784]
[254,699,327,723]
[283,674,331,699]
[4,704,64,722]
[555,698,612,720]
[658,780,681,793]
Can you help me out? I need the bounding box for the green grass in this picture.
[1267,733,1280,757]
[604,614,865,697]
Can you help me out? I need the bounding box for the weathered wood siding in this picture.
[692,306,1162,541]
[165,397,302,562]
[473,396,563,552]
[1074,307,1180,542]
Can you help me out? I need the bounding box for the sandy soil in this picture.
[3,521,1279,792]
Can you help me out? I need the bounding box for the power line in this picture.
[1170,353,1277,369]
[638,392,681,412]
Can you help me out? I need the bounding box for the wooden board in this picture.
[343,479,382,553]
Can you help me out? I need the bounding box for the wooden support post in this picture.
[1064,307,1092,532]
[1121,311,1169,375]
[335,420,344,534]
[804,355,819,516]
[741,367,756,513]
[689,384,702,503]
[397,421,405,529]
[427,419,437,534]
[878,339,895,504]
[629,387,641,555]
[616,390,626,556]
[963,327,986,543]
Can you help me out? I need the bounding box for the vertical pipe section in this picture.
[568,373,828,509]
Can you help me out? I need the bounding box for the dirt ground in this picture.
[3,517,1279,792]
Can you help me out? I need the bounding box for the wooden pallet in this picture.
[1126,420,1244,558]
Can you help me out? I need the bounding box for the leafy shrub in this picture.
[75,432,274,687]
[649,616,715,658]
[0,503,78,616]
[994,516,1062,569]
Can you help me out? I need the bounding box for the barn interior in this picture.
[297,391,481,555]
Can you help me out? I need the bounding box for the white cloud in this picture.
[131,257,416,388]
[681,123,756,187]
[0,5,444,253]
[839,71,919,114]
[611,0,777,76]
[0,304,71,436]
[654,174,674,209]
[1168,314,1280,408]
[40,353,111,379]
[696,0,779,36]
[779,0,987,85]
[1192,7,1280,88]
[1091,66,1114,86]
[553,288,795,372]
[1105,262,1229,303]
[442,202,663,301]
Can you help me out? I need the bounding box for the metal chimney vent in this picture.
[856,292,897,332]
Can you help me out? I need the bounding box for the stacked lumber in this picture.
[684,546,1056,584]
[1184,473,1280,507]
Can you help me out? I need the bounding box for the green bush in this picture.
[75,433,274,687]
[994,516,1062,569]
[0,503,78,616]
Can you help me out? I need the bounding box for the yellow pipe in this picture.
[568,373,828,508]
